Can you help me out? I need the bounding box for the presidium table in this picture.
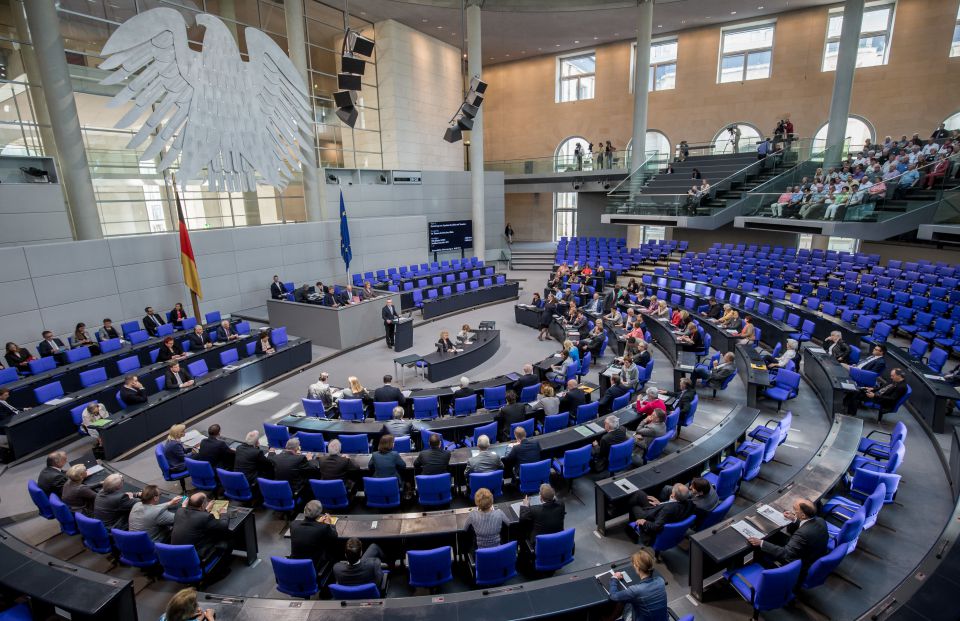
[420,329,501,382]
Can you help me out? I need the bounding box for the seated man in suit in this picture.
[824,331,851,363]
[37,451,68,498]
[307,372,334,408]
[321,286,340,307]
[269,438,319,500]
[164,361,194,390]
[644,477,719,519]
[142,306,166,337]
[452,376,476,403]
[628,483,692,545]
[658,378,696,422]
[0,388,22,439]
[170,492,231,565]
[187,324,213,351]
[701,297,724,320]
[591,415,627,471]
[373,374,405,407]
[495,391,529,442]
[598,374,631,415]
[844,367,908,422]
[119,374,148,405]
[518,483,565,547]
[270,275,288,300]
[414,433,451,475]
[465,435,503,474]
[317,439,358,490]
[746,498,828,577]
[197,424,234,470]
[216,319,239,342]
[693,352,736,390]
[290,500,337,572]
[381,406,415,438]
[558,379,587,416]
[93,473,139,530]
[583,291,604,314]
[632,408,668,466]
[501,426,541,478]
[234,430,273,487]
[511,364,539,396]
[842,343,886,374]
[128,484,179,543]
[37,330,66,360]
[333,537,385,587]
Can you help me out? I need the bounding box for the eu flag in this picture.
[339,189,352,272]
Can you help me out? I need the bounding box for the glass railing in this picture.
[606,153,669,205]
[927,187,960,224]
[485,152,635,175]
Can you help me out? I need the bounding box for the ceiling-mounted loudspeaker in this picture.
[348,31,375,57]
[444,126,463,143]
[456,114,474,131]
[469,76,488,94]
[337,72,362,91]
[336,106,358,128]
[334,90,357,108]
[460,103,479,119]
[341,55,366,76]
[465,92,484,107]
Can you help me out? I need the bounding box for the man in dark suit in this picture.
[747,498,829,576]
[660,378,696,421]
[37,451,68,498]
[824,331,851,363]
[187,324,213,351]
[269,438,319,499]
[317,439,358,488]
[119,375,148,405]
[93,473,138,530]
[452,376,476,401]
[559,379,588,415]
[373,374,405,406]
[290,500,337,572]
[142,306,166,337]
[0,388,21,436]
[382,298,400,347]
[591,415,628,471]
[235,430,273,486]
[333,538,385,587]
[598,374,630,415]
[518,483,565,546]
[381,406,415,438]
[164,362,194,390]
[502,426,541,477]
[701,297,724,320]
[844,368,908,422]
[216,319,239,343]
[414,433,451,475]
[37,331,66,360]
[197,424,234,470]
[495,391,529,442]
[689,477,720,516]
[170,492,231,564]
[270,275,288,300]
[629,483,692,545]
[843,343,886,374]
[511,364,540,396]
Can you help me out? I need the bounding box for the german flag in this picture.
[173,178,202,300]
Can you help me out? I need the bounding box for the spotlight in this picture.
[444,125,463,143]
[459,103,479,119]
[469,76,488,94]
[347,30,375,57]
[378,174,388,184]
[456,114,474,131]
[465,91,484,107]
[603,182,611,190]
[337,72,362,91]
[334,90,357,108]
[572,181,581,190]
[326,173,339,183]
[340,55,366,76]
[336,106,358,128]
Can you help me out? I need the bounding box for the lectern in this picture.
[394,316,414,351]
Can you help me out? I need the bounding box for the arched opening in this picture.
[625,130,672,165]
[711,123,762,155]
[554,136,591,172]
[813,116,875,154]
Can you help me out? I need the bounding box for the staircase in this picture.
[509,248,556,271]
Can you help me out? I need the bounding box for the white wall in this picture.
[0,170,504,350]
[0,183,72,247]
[373,19,465,171]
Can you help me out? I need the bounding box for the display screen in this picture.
[429,220,473,252]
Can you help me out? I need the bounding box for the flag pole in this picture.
[170,173,202,321]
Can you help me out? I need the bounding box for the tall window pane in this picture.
[822,3,895,71]
[558,53,596,102]
[719,54,745,83]
[719,24,774,83]
[951,6,960,57]
[632,39,677,92]
[554,192,577,241]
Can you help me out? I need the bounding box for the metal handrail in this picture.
[606,153,663,197]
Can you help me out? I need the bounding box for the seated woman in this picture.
[764,338,799,371]
[620,354,640,389]
[457,324,476,343]
[605,304,624,326]
[369,434,405,481]
[81,401,109,447]
[169,302,188,329]
[5,342,34,373]
[653,300,671,319]
[340,376,371,406]
[735,316,756,345]
[255,328,276,355]
[549,349,578,383]
[534,384,560,416]
[531,292,544,308]
[157,336,185,363]
[437,330,458,353]
[465,488,509,550]
[717,304,740,328]
[562,339,580,365]
[669,308,684,328]
[626,278,640,295]
[72,323,101,355]
[162,424,191,473]
[62,464,97,516]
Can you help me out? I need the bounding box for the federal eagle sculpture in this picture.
[99,7,315,193]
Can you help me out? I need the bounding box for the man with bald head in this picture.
[747,498,828,575]
[171,492,231,565]
[628,483,692,545]
[511,363,539,395]
[38,451,68,498]
[559,379,587,415]
[94,473,138,529]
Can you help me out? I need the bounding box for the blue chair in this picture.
[848,439,904,475]
[519,384,540,403]
[612,390,633,411]
[578,352,592,379]
[864,383,911,422]
[339,399,365,421]
[748,411,791,446]
[827,508,865,552]
[801,542,849,590]
[465,421,498,448]
[718,442,764,481]
[339,434,369,454]
[509,418,535,439]
[33,381,64,405]
[309,480,350,510]
[301,398,328,418]
[271,556,319,598]
[264,423,291,449]
[519,459,552,494]
[49,494,78,535]
[643,434,672,464]
[574,401,600,425]
[697,494,736,532]
[128,330,149,344]
[764,369,800,410]
[420,428,455,451]
[553,444,592,486]
[823,481,887,531]
[473,541,518,587]
[271,327,288,347]
[184,458,217,492]
[724,559,803,620]
[78,367,107,388]
[364,477,401,509]
[539,412,570,435]
[155,543,222,583]
[217,469,253,502]
[182,317,198,331]
[156,323,174,337]
[186,359,208,378]
[297,432,326,453]
[235,321,251,335]
[858,421,907,460]
[155,444,189,491]
[408,546,453,589]
[75,514,113,555]
[205,311,222,324]
[0,367,18,385]
[112,529,158,568]
[533,528,576,572]
[608,438,635,473]
[469,470,504,499]
[116,355,139,375]
[64,346,92,364]
[413,396,440,420]
[704,460,744,500]
[849,367,878,388]
[483,386,507,409]
[453,395,478,416]
[373,401,398,421]
[416,473,453,506]
[28,480,55,519]
[651,514,696,560]
[219,348,239,366]
[328,583,382,599]
[258,478,296,513]
[28,356,56,374]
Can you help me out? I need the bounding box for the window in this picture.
[822,2,895,71]
[625,131,672,164]
[813,116,875,153]
[555,136,591,172]
[629,39,678,92]
[640,227,666,244]
[718,24,774,83]
[712,123,762,155]
[557,53,595,103]
[554,193,578,241]
[945,111,960,131]
[951,4,960,57]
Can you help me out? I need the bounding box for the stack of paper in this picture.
[731,520,765,539]
[757,504,793,527]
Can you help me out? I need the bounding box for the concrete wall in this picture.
[504,192,553,242]
[0,183,72,247]
[374,19,465,171]
[0,171,504,350]
[481,0,960,162]
[576,192,628,239]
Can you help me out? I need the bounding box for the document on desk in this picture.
[573,426,593,437]
[585,422,605,434]
[807,347,827,354]
[677,363,695,371]
[840,381,858,391]
[757,504,793,527]
[85,464,104,477]
[44,397,73,406]
[614,479,638,494]
[182,430,204,448]
[595,570,631,594]
[726,329,738,335]
[731,520,765,540]
[924,374,945,381]
[601,367,621,377]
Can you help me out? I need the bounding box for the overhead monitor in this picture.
[429,220,473,252]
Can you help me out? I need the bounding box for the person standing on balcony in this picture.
[727,125,741,154]
[596,139,604,169]
[574,143,583,171]
[605,141,615,168]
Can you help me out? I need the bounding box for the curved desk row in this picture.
[421,330,501,382]
[801,345,860,416]
[883,341,958,434]
[421,281,519,320]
